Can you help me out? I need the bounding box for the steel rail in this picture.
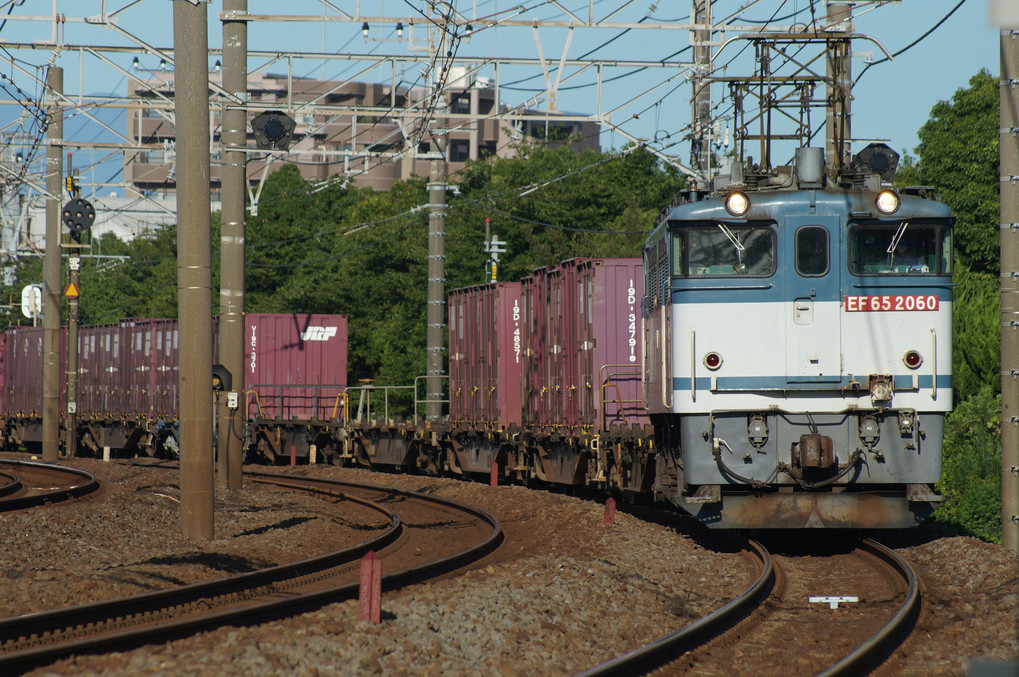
[0,471,22,498]
[0,473,501,672]
[0,460,99,510]
[575,538,774,677]
[244,471,505,583]
[0,481,402,671]
[818,538,921,676]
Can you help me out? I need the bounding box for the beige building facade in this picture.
[125,71,600,197]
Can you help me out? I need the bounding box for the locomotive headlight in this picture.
[725,191,750,216]
[875,189,900,215]
[902,350,923,369]
[703,352,723,370]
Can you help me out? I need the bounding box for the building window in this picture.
[449,95,471,114]
[449,139,470,163]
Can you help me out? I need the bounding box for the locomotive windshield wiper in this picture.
[886,220,910,255]
[716,222,746,267]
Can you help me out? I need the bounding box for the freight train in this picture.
[335,144,951,529]
[0,143,951,529]
[0,315,348,459]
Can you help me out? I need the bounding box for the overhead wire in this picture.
[852,0,969,89]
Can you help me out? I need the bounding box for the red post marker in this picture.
[490,461,498,487]
[359,551,382,623]
[604,497,616,525]
[290,444,297,467]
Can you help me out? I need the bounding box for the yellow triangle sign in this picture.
[64,282,79,298]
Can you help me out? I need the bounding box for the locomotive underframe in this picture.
[672,409,944,528]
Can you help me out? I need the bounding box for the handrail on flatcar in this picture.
[333,391,349,423]
[599,363,643,430]
[246,389,261,418]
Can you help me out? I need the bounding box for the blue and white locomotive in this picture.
[644,145,953,528]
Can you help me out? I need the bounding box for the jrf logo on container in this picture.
[300,326,338,341]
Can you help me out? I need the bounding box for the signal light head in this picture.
[725,191,750,217]
[875,189,900,215]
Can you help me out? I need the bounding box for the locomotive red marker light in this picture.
[703,352,722,370]
[725,191,750,216]
[875,189,900,214]
[903,350,923,369]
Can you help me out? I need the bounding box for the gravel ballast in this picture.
[1,455,1014,676]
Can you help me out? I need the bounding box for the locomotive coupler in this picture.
[793,433,835,469]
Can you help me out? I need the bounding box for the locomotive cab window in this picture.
[672,223,776,277]
[795,226,829,277]
[849,221,952,276]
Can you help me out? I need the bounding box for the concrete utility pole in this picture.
[426,156,446,421]
[42,66,62,462]
[218,0,248,491]
[825,2,852,173]
[999,16,1019,553]
[174,0,215,539]
[690,0,711,189]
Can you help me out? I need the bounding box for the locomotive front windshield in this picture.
[672,224,776,277]
[848,221,952,276]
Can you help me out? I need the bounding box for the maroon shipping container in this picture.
[522,266,553,428]
[245,313,349,421]
[128,318,183,418]
[576,258,647,431]
[76,319,180,420]
[448,282,524,426]
[78,322,126,417]
[121,319,180,419]
[4,326,67,417]
[522,258,647,434]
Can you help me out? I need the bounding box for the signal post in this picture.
[61,159,94,459]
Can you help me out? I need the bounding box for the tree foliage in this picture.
[238,145,684,393]
[895,69,999,275]
[934,385,1002,543]
[951,264,999,401]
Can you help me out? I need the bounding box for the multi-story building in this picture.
[126,70,600,197]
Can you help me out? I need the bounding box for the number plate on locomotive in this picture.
[844,295,940,312]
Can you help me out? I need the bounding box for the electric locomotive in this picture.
[644,145,953,528]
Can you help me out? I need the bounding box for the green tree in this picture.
[934,385,1002,543]
[896,69,999,275]
[951,264,999,400]
[241,145,685,404]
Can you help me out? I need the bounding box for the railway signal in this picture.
[251,110,296,150]
[61,197,95,238]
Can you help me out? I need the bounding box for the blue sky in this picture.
[852,0,998,157]
[0,1,1003,187]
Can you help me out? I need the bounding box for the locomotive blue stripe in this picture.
[673,374,953,391]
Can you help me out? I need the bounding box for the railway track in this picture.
[0,459,100,511]
[579,536,919,676]
[0,471,502,673]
